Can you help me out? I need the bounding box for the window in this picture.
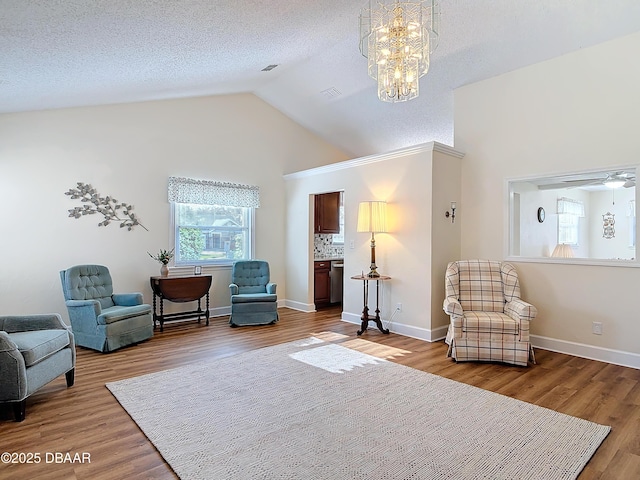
[557,197,584,246]
[168,177,259,266]
[332,194,345,245]
[172,203,252,265]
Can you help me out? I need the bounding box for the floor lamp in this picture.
[357,201,388,277]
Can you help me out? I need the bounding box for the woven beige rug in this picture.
[106,337,610,479]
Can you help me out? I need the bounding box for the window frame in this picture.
[170,202,255,267]
[505,167,640,267]
[557,213,580,246]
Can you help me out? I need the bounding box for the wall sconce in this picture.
[445,202,457,223]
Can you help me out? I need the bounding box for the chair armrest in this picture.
[505,299,537,321]
[0,330,19,353]
[0,331,27,401]
[0,313,68,333]
[229,283,239,295]
[65,299,101,324]
[113,293,143,306]
[266,283,277,294]
[443,296,463,319]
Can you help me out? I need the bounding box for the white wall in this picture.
[0,94,347,319]
[284,144,462,340]
[455,32,640,365]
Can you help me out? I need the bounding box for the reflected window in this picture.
[509,168,637,261]
[556,197,584,246]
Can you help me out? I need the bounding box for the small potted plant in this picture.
[148,248,174,276]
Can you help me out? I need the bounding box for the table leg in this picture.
[205,292,210,326]
[356,278,389,335]
[159,298,164,332]
[374,279,389,334]
[152,293,157,330]
[357,279,369,336]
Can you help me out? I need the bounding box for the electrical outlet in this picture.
[396,303,402,312]
[349,240,355,249]
[592,322,603,335]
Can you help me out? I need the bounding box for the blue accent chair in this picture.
[0,314,75,421]
[60,265,153,352]
[229,260,279,327]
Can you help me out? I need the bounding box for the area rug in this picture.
[106,337,610,480]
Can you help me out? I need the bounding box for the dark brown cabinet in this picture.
[314,192,340,234]
[314,261,331,307]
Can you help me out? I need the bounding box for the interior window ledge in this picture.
[506,256,640,268]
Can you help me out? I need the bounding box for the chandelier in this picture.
[359,0,440,103]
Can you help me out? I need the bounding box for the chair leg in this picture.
[529,345,537,365]
[13,400,26,422]
[66,368,75,387]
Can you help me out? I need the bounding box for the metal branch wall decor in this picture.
[65,182,148,231]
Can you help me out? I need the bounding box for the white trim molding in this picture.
[341,311,448,342]
[283,299,317,313]
[339,311,640,369]
[209,305,231,318]
[211,301,288,318]
[284,142,464,180]
[531,335,640,370]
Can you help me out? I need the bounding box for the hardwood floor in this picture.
[1,307,639,479]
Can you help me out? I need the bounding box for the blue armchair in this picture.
[229,260,279,327]
[60,265,153,352]
[0,314,75,421]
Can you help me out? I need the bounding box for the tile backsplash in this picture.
[314,234,344,259]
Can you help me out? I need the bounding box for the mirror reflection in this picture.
[509,168,636,261]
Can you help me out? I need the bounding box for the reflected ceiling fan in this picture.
[538,171,636,190]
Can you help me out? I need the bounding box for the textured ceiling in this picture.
[2,1,640,158]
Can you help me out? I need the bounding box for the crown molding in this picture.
[284,141,465,180]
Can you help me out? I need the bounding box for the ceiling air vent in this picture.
[320,87,342,99]
[261,64,278,72]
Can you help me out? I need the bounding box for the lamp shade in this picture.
[551,243,574,258]
[357,201,388,233]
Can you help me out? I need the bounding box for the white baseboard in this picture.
[210,300,301,317]
[209,305,231,317]
[340,314,640,369]
[341,312,448,342]
[274,305,640,370]
[282,300,316,313]
[531,335,640,370]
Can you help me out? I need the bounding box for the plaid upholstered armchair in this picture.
[443,260,537,366]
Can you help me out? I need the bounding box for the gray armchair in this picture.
[0,314,75,421]
[60,264,153,352]
[229,260,279,327]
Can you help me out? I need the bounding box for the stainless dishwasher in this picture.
[330,260,344,304]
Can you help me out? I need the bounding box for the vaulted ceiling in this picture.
[3,1,640,158]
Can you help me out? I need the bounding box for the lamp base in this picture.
[367,232,380,277]
[366,267,380,278]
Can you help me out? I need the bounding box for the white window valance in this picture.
[168,176,260,208]
[557,197,584,217]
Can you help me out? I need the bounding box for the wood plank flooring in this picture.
[1,307,639,479]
